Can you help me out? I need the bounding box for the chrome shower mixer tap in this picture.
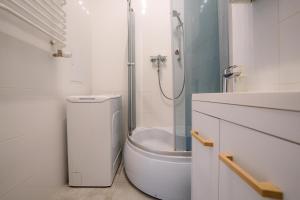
[150,55,167,66]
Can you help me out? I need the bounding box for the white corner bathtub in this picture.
[124,128,191,200]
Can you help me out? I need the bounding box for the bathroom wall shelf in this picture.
[0,0,66,47]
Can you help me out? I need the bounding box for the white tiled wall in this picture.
[0,1,92,200]
[133,0,174,128]
[230,0,300,91]
[91,0,174,130]
[89,0,128,135]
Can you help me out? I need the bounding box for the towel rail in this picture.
[8,0,65,40]
[49,0,66,16]
[53,0,66,6]
[23,0,66,32]
[0,2,66,47]
[33,0,65,23]
[41,0,65,18]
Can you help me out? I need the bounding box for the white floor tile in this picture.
[51,164,156,200]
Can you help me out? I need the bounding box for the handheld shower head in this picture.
[172,10,183,29]
[172,10,180,17]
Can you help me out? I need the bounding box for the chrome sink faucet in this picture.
[223,65,241,93]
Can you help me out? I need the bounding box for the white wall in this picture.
[133,0,174,128]
[90,0,128,134]
[230,0,300,91]
[0,1,92,199]
[91,0,174,130]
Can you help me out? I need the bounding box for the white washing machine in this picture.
[66,95,122,187]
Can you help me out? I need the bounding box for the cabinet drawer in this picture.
[192,111,219,200]
[219,120,300,200]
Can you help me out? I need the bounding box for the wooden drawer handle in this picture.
[219,153,283,199]
[191,130,214,147]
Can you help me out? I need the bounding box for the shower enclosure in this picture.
[127,0,227,150]
[125,0,228,199]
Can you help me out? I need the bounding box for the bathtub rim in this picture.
[127,127,191,157]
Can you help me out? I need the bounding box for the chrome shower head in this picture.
[172,10,180,17]
[172,10,183,29]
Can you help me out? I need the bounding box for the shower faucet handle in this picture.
[150,55,167,64]
[159,55,167,63]
[150,56,157,63]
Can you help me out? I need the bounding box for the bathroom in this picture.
[0,0,299,200]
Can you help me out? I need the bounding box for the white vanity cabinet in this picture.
[191,92,300,200]
[219,121,300,200]
[191,111,219,200]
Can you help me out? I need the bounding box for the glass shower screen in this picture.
[174,0,224,151]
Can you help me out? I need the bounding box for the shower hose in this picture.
[157,21,185,101]
[157,65,185,100]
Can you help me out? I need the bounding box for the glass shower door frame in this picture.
[128,2,136,135]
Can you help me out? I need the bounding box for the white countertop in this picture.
[192,92,300,111]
